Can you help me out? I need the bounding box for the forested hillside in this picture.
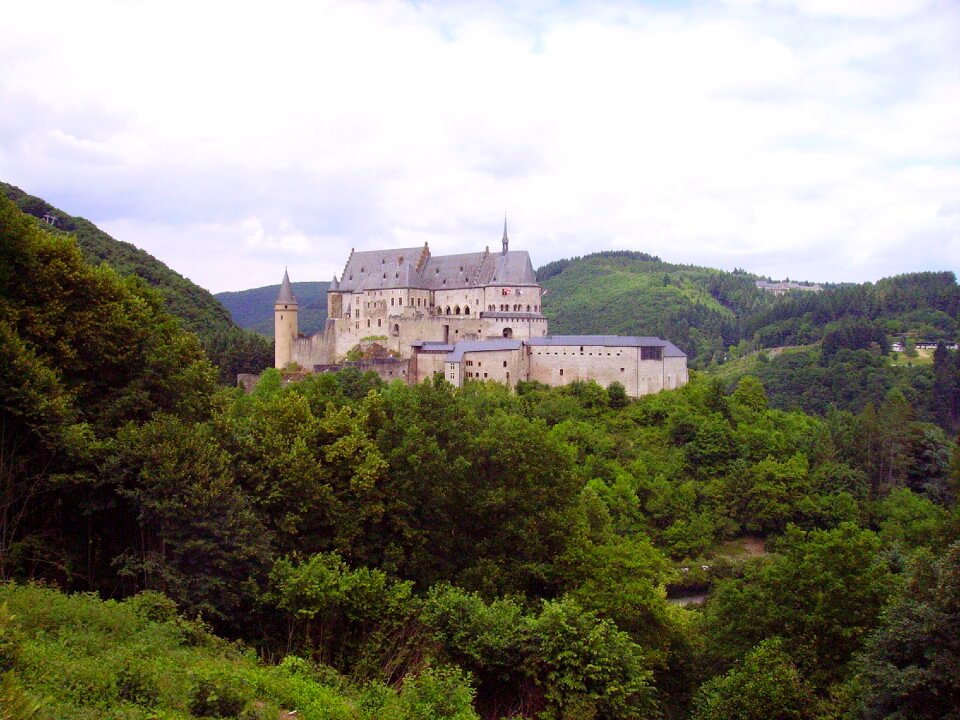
[540,252,959,366]
[0,182,271,381]
[2,196,957,718]
[538,251,770,366]
[217,281,330,337]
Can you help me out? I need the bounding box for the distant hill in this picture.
[538,251,772,365]
[1,181,272,380]
[216,281,329,338]
[538,251,959,367]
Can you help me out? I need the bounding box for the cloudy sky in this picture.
[1,0,958,293]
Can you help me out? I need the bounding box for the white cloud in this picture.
[0,0,957,290]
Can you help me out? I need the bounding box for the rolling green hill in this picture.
[538,251,773,366]
[538,252,959,369]
[1,181,271,380]
[216,281,329,337]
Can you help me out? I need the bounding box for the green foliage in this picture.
[692,639,815,720]
[855,542,960,720]
[1,181,272,382]
[268,552,414,669]
[1,181,232,340]
[539,251,766,366]
[0,582,475,720]
[1,193,957,720]
[106,415,272,620]
[703,523,894,687]
[421,586,659,720]
[607,381,629,409]
[528,596,658,720]
[874,488,949,550]
[389,665,478,720]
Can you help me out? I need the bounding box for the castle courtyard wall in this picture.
[459,348,526,386]
[664,356,689,390]
[528,343,643,396]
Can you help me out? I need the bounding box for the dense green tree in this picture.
[692,639,815,720]
[857,543,960,720]
[106,415,271,620]
[874,488,949,550]
[703,523,894,687]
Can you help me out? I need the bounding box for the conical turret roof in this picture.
[276,269,298,304]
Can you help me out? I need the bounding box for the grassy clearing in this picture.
[0,583,476,720]
[889,348,935,367]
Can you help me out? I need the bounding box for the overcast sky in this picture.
[1,0,958,293]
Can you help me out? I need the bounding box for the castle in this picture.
[274,222,688,397]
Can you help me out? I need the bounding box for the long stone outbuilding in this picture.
[274,222,688,397]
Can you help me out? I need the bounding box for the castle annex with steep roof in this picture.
[275,222,688,397]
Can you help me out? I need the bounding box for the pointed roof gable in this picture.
[276,270,298,304]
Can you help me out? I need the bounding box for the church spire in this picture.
[502,214,509,255]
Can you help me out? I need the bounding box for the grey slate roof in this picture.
[276,270,298,304]
[489,251,537,285]
[662,341,686,358]
[338,246,426,292]
[527,336,687,357]
[334,243,538,293]
[445,339,523,362]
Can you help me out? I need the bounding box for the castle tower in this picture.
[327,274,342,319]
[274,269,298,369]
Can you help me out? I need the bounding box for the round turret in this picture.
[274,270,298,368]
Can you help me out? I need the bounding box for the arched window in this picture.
[454,305,461,315]
[502,327,513,338]
[463,306,470,315]
[526,304,531,312]
[391,323,400,336]
[445,306,451,315]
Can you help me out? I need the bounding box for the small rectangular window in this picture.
[503,361,507,367]
[560,369,564,376]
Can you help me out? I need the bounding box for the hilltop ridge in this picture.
[0,181,271,380]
